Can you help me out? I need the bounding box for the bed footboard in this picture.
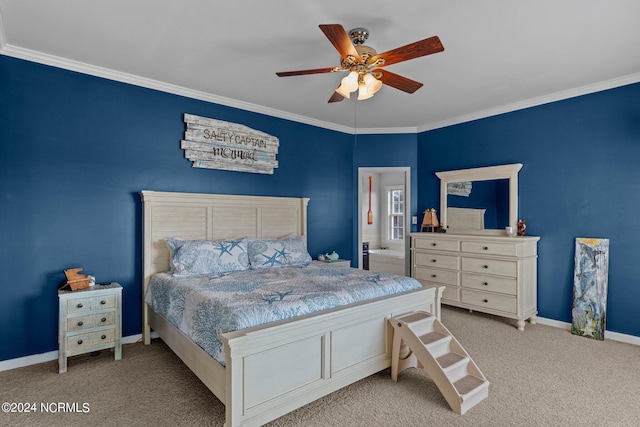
[221,285,443,427]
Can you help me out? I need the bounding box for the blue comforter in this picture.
[145,262,422,365]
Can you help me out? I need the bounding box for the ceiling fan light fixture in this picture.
[340,71,359,92]
[335,84,351,99]
[363,72,383,94]
[357,81,373,100]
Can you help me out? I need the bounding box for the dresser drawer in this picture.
[461,241,518,257]
[441,286,460,303]
[414,252,459,270]
[461,257,517,278]
[413,238,460,252]
[66,294,116,314]
[66,328,116,352]
[66,311,116,332]
[461,273,517,295]
[413,266,459,286]
[461,289,516,313]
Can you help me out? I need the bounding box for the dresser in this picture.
[58,283,122,373]
[410,233,539,330]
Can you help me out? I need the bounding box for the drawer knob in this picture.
[483,282,488,286]
[77,339,83,345]
[431,243,437,247]
[483,265,489,269]
[101,317,107,322]
[101,335,107,340]
[77,321,84,326]
[483,299,489,303]
[76,303,83,308]
[431,259,437,263]
[100,300,107,305]
[483,246,489,250]
[431,274,437,278]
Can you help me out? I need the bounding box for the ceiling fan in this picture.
[276,24,444,102]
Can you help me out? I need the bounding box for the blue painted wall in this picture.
[0,56,354,361]
[2,53,639,362]
[418,82,640,337]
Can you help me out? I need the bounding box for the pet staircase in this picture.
[389,311,489,415]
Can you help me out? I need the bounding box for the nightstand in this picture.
[58,282,122,373]
[318,259,351,268]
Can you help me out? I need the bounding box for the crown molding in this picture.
[0,43,360,134]
[418,72,640,133]
[2,43,639,136]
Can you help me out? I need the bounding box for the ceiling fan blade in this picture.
[373,36,444,67]
[276,67,337,77]
[377,70,424,94]
[328,91,346,103]
[319,24,360,62]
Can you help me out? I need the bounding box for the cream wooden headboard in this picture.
[140,190,310,294]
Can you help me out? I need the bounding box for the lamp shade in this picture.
[357,81,373,100]
[421,209,439,231]
[335,84,351,99]
[341,71,359,93]
[363,73,382,94]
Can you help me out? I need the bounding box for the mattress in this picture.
[145,261,421,365]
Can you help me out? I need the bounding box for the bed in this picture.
[141,190,443,426]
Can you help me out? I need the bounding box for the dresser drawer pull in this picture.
[483,265,489,269]
[431,243,437,247]
[100,300,107,305]
[76,303,83,308]
[101,335,107,340]
[77,339,83,345]
[483,299,489,303]
[483,246,489,250]
[432,259,437,263]
[483,282,489,286]
[77,321,84,326]
[101,317,107,322]
[431,274,437,278]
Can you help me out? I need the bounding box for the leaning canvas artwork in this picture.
[571,238,610,340]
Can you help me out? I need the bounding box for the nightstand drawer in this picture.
[461,241,518,257]
[66,294,116,314]
[413,266,459,286]
[66,328,116,352]
[461,257,517,278]
[461,273,517,295]
[461,289,516,313]
[414,253,459,270]
[66,311,116,332]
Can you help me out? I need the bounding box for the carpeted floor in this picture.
[2,306,639,426]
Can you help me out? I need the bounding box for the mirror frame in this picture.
[436,163,523,234]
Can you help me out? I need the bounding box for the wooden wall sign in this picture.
[182,114,279,174]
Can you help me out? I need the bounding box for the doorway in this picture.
[357,167,411,275]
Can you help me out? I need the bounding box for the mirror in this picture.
[436,164,522,234]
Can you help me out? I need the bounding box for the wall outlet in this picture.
[412,216,417,225]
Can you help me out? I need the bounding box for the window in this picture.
[388,186,404,240]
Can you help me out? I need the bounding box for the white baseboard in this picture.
[0,332,158,372]
[536,316,640,346]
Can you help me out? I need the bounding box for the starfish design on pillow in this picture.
[261,252,283,267]
[216,241,233,257]
[275,246,290,261]
[227,240,245,252]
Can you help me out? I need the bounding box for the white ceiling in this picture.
[1,1,639,134]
